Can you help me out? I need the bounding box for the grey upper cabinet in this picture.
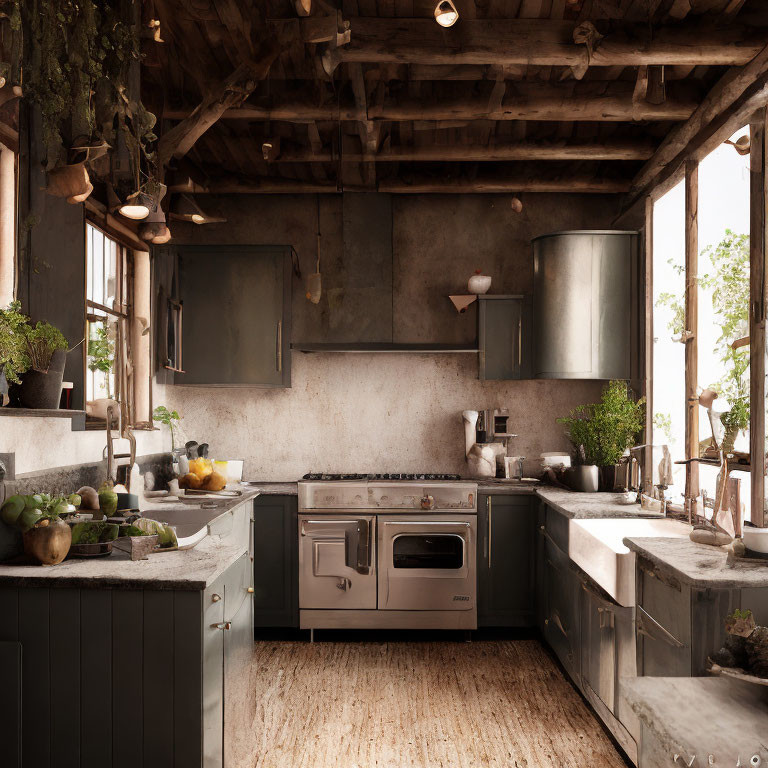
[176,245,292,387]
[478,296,531,380]
[533,230,639,380]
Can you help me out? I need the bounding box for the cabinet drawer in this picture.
[636,605,691,677]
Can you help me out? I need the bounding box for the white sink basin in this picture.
[568,517,690,607]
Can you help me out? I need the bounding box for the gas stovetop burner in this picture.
[302,473,462,482]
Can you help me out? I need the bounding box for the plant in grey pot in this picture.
[558,381,646,492]
[0,301,31,406]
[13,320,69,409]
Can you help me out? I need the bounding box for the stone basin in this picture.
[141,502,229,543]
[568,517,690,607]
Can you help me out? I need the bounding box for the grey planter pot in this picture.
[12,348,67,409]
[564,465,600,493]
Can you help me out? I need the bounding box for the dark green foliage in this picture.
[557,380,646,467]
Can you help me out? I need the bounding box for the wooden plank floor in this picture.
[237,637,628,768]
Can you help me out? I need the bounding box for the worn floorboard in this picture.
[241,638,627,768]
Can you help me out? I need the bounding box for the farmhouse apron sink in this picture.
[568,517,690,606]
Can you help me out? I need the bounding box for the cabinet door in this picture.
[224,554,254,768]
[203,575,226,768]
[580,582,617,713]
[177,245,291,387]
[478,296,531,380]
[253,495,299,627]
[543,537,581,685]
[477,495,536,627]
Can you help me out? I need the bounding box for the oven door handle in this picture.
[355,518,371,575]
[382,521,471,527]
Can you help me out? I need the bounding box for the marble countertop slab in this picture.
[537,487,665,519]
[624,536,768,588]
[620,676,768,760]
[0,490,261,590]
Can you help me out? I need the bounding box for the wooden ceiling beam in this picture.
[271,17,765,68]
[257,138,655,162]
[628,43,768,199]
[170,175,629,194]
[164,86,697,123]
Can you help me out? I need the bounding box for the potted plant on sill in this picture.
[0,301,31,407]
[86,323,118,421]
[558,380,646,492]
[10,320,70,409]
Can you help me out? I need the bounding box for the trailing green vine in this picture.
[12,0,155,170]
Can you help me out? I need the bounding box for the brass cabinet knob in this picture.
[246,587,254,593]
[210,621,231,631]
[212,593,222,603]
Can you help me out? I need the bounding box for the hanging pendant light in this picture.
[119,190,153,220]
[434,0,459,27]
[169,194,226,225]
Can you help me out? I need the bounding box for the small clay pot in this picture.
[23,519,72,566]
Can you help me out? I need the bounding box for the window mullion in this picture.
[750,108,767,528]
[684,158,700,513]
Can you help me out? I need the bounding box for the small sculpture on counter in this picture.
[710,609,768,679]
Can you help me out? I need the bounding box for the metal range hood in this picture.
[532,230,639,380]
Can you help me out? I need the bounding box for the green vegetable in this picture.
[68,493,82,508]
[18,508,43,532]
[25,494,43,510]
[71,521,119,545]
[1,495,26,526]
[119,524,148,538]
[98,482,118,517]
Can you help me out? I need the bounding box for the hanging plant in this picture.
[15,0,156,174]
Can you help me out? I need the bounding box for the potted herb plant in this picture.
[13,320,69,409]
[558,381,646,492]
[0,301,31,406]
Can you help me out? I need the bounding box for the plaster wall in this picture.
[165,192,624,480]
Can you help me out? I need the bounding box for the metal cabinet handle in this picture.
[336,577,352,591]
[211,593,222,603]
[211,622,231,631]
[246,587,254,594]
[276,321,283,373]
[487,496,493,569]
[636,606,685,649]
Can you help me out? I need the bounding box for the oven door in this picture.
[378,515,476,611]
[299,515,376,610]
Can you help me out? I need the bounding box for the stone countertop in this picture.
[620,676,768,760]
[0,490,262,591]
[476,480,539,495]
[536,487,665,519]
[243,482,298,496]
[624,536,768,588]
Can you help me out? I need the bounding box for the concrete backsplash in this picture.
[167,353,605,480]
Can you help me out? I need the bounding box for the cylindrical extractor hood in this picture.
[532,230,639,380]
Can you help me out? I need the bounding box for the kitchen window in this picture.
[85,221,152,427]
[650,122,763,526]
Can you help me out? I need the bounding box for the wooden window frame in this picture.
[648,114,767,527]
[84,219,153,429]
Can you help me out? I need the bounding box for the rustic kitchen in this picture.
[1,1,768,767]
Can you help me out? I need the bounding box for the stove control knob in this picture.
[421,495,435,510]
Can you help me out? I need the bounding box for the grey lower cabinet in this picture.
[175,245,292,387]
[635,556,768,678]
[538,502,639,764]
[477,494,536,626]
[478,296,531,380]
[252,494,298,628]
[0,504,254,768]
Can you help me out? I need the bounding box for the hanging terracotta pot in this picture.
[23,519,72,566]
[46,162,93,204]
